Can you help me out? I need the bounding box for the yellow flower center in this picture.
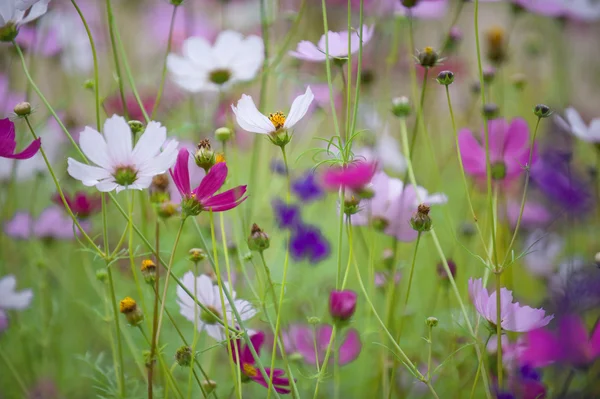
[243,363,258,378]
[268,111,286,130]
[119,297,137,313]
[140,259,156,271]
[215,153,226,164]
[424,46,434,55]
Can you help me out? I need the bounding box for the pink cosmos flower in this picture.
[0,118,40,160]
[468,278,553,332]
[521,314,600,368]
[231,332,291,394]
[321,161,377,191]
[394,0,448,19]
[4,207,90,240]
[167,142,205,204]
[505,200,550,228]
[52,191,102,219]
[289,25,374,62]
[458,118,535,184]
[289,324,362,366]
[170,148,247,216]
[487,335,527,370]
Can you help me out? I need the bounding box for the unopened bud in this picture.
[401,0,420,7]
[175,346,193,367]
[426,317,438,327]
[215,127,232,142]
[482,103,499,119]
[371,216,389,232]
[128,120,144,135]
[417,47,440,68]
[83,79,95,90]
[247,223,270,252]
[13,102,31,117]
[140,259,157,284]
[392,96,411,118]
[195,139,216,172]
[344,193,361,216]
[96,268,108,283]
[533,104,552,119]
[436,71,454,86]
[157,201,178,219]
[410,204,432,232]
[119,297,144,326]
[188,248,207,263]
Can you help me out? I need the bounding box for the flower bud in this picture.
[371,216,389,232]
[437,259,457,281]
[96,268,108,283]
[392,96,411,118]
[157,201,178,219]
[329,290,357,323]
[483,66,496,84]
[482,103,499,119]
[426,317,438,327]
[128,120,144,135]
[175,346,193,367]
[188,248,207,263]
[119,297,144,326]
[417,47,440,68]
[343,193,361,216]
[410,204,432,232]
[243,252,253,261]
[533,104,552,119]
[215,127,232,142]
[149,173,170,204]
[247,223,270,252]
[436,71,454,86]
[202,380,217,395]
[459,222,476,237]
[140,259,157,284]
[13,102,31,117]
[307,316,321,325]
[486,26,507,65]
[195,139,216,172]
[83,79,95,90]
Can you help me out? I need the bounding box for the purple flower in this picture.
[4,207,90,240]
[0,118,41,160]
[231,332,291,394]
[468,278,553,332]
[272,199,301,229]
[329,290,357,322]
[288,324,362,366]
[270,160,287,175]
[289,224,330,264]
[0,310,8,333]
[292,171,323,202]
[521,314,600,368]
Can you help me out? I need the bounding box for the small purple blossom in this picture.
[289,224,330,264]
[272,199,301,229]
[292,171,323,202]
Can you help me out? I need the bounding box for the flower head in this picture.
[4,207,90,240]
[459,118,535,184]
[0,118,40,160]
[170,148,247,217]
[0,274,33,311]
[468,278,553,332]
[394,0,448,19]
[272,199,301,229]
[167,31,263,92]
[232,87,314,139]
[177,272,256,341]
[52,191,102,219]
[556,107,600,143]
[329,290,357,322]
[289,25,374,62]
[322,161,377,191]
[0,0,50,41]
[67,115,178,192]
[231,332,291,394]
[288,324,362,366]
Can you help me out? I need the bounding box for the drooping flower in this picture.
[291,171,324,202]
[289,25,374,62]
[0,118,40,160]
[231,331,291,394]
[351,171,447,242]
[289,324,362,366]
[329,290,357,322]
[289,223,330,264]
[169,148,246,217]
[67,115,178,192]
[468,278,553,332]
[321,161,377,191]
[231,86,314,137]
[52,191,102,219]
[0,0,50,41]
[4,207,90,240]
[459,118,535,183]
[167,31,264,92]
[521,314,600,368]
[177,272,256,341]
[522,230,563,278]
[0,274,33,311]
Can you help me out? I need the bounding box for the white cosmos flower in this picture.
[289,25,374,62]
[556,107,600,143]
[0,274,33,310]
[0,0,49,31]
[67,115,178,193]
[231,86,314,135]
[177,272,257,341]
[167,30,264,93]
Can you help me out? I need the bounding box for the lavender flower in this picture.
[292,171,324,202]
[289,224,330,264]
[272,199,301,229]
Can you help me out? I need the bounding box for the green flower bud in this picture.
[410,204,432,232]
[247,223,270,252]
[417,47,440,68]
[188,248,207,263]
[426,317,439,327]
[392,96,411,118]
[215,127,232,142]
[13,102,31,117]
[128,120,144,135]
[533,104,552,119]
[175,346,193,367]
[195,139,216,173]
[436,71,454,86]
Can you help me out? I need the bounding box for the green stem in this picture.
[105,0,129,120]
[403,231,422,310]
[336,188,346,288]
[495,272,503,389]
[0,347,28,396]
[151,4,178,119]
[148,221,160,399]
[107,266,126,397]
[311,325,337,399]
[321,0,341,140]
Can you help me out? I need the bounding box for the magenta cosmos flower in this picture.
[459,118,535,184]
[231,331,291,394]
[322,161,377,191]
[329,290,357,322]
[289,25,374,62]
[52,191,102,219]
[468,278,553,332]
[521,314,600,368]
[170,148,247,217]
[0,118,40,160]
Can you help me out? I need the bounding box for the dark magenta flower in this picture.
[329,290,357,322]
[0,118,40,160]
[272,199,301,229]
[52,191,102,219]
[170,148,247,217]
[292,171,323,202]
[321,161,377,191]
[289,224,330,263]
[231,331,291,394]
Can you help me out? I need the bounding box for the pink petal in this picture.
[170,148,191,196]
[590,321,600,359]
[559,314,592,365]
[202,186,247,212]
[194,162,228,200]
[486,119,509,161]
[458,129,486,176]
[503,118,530,157]
[521,328,562,367]
[338,328,362,365]
[5,137,41,160]
[242,331,265,363]
[0,118,17,155]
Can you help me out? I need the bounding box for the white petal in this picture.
[231,94,274,134]
[96,180,119,192]
[587,119,600,142]
[425,193,448,205]
[79,126,112,169]
[17,0,49,25]
[212,30,245,68]
[0,275,33,310]
[288,40,328,61]
[182,36,214,70]
[131,121,167,165]
[564,107,591,141]
[138,139,178,176]
[228,35,264,82]
[284,86,314,129]
[205,324,225,341]
[233,299,257,321]
[103,115,133,165]
[67,158,111,186]
[127,175,153,190]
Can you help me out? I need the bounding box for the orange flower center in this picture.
[242,363,258,378]
[268,111,286,130]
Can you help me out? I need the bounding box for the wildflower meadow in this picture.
[2,0,600,398]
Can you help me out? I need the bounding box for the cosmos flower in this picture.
[272,199,301,229]
[468,278,553,332]
[4,207,90,240]
[291,171,324,202]
[522,230,563,278]
[0,274,33,311]
[321,161,377,191]
[0,118,40,160]
[521,314,600,368]
[231,331,291,394]
[509,0,600,21]
[289,25,374,62]
[167,31,264,92]
[351,171,447,242]
[505,200,550,229]
[67,115,179,192]
[167,142,205,204]
[0,0,50,40]
[394,0,448,19]
[289,223,330,264]
[287,324,362,366]
[169,148,246,217]
[177,272,256,341]
[231,87,314,136]
[459,118,535,184]
[52,191,102,219]
[555,107,600,143]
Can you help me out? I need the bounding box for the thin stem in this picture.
[427,323,433,381]
[148,221,161,399]
[151,4,178,119]
[107,267,126,397]
[495,272,503,388]
[403,231,422,309]
[335,188,346,288]
[0,347,28,396]
[311,325,337,399]
[321,0,341,139]
[105,0,129,119]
